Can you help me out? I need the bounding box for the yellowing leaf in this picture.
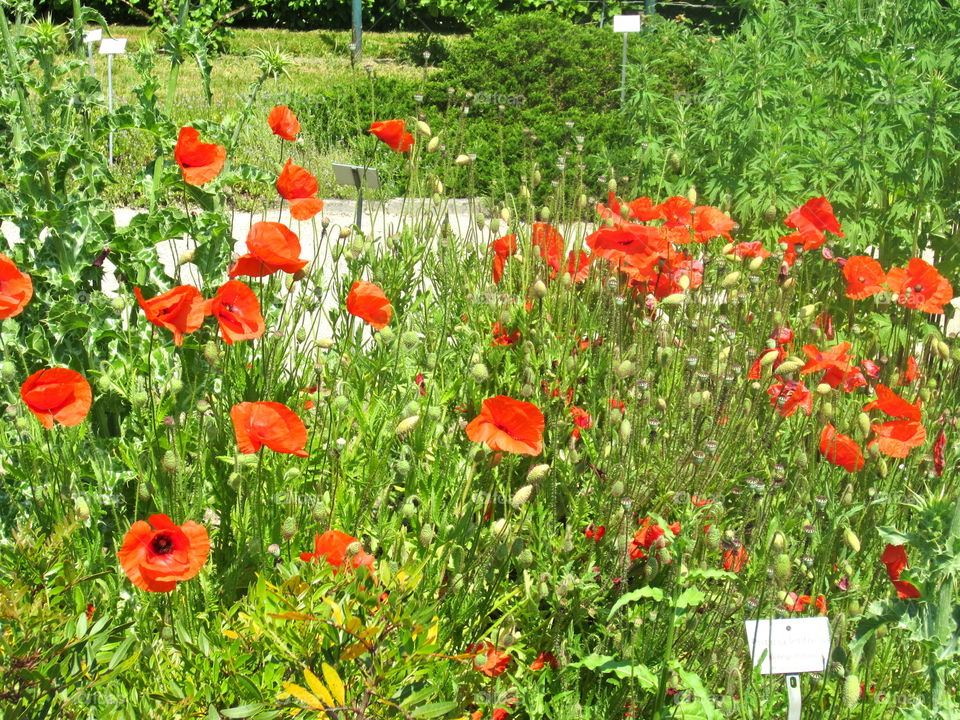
[321,663,346,705]
[222,629,239,639]
[282,682,324,711]
[322,596,345,625]
[426,617,439,645]
[304,668,336,708]
[269,611,316,621]
[340,642,369,661]
[346,616,363,634]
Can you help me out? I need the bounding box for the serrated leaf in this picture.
[607,587,665,621]
[675,587,706,609]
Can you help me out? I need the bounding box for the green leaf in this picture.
[220,704,263,718]
[607,586,665,621]
[675,587,706,609]
[569,654,658,688]
[410,701,459,717]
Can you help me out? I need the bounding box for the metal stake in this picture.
[621,31,628,104]
[107,53,114,165]
[786,674,801,720]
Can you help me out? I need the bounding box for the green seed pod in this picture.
[843,528,861,552]
[419,523,435,547]
[531,279,547,299]
[281,516,297,541]
[469,363,489,383]
[619,419,633,443]
[518,548,534,568]
[138,481,152,501]
[843,675,860,710]
[161,450,179,474]
[527,463,551,483]
[0,361,16,381]
[773,553,792,584]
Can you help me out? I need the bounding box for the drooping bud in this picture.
[511,484,534,509]
[396,415,420,436]
[427,136,440,152]
[416,120,432,137]
[531,279,547,299]
[843,528,861,552]
[527,464,550,483]
[455,154,472,166]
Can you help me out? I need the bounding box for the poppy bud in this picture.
[500,207,512,223]
[842,675,860,710]
[705,525,721,549]
[877,458,888,477]
[643,557,660,581]
[491,519,510,537]
[401,502,417,521]
[748,256,765,271]
[416,120,431,137]
[469,363,489,383]
[777,359,804,374]
[687,185,697,205]
[689,391,703,407]
[454,153,472,166]
[527,463,550,483]
[919,388,931,402]
[532,169,542,186]
[619,419,632,443]
[607,177,617,192]
[854,412,870,438]
[843,528,860,552]
[339,225,353,239]
[660,293,686,305]
[725,667,742,698]
[676,274,691,291]
[434,180,444,195]
[819,401,834,421]
[345,541,362,559]
[610,480,625,497]
[816,383,833,396]
[539,206,551,222]
[577,194,587,209]
[280,516,297,541]
[800,303,818,318]
[161,450,179,474]
[518,548,534,568]
[511,484,534,509]
[74,496,90,522]
[394,459,411,476]
[396,415,420,436]
[773,553,792,584]
[771,532,786,551]
[419,523,435,547]
[178,248,196,265]
[427,136,440,152]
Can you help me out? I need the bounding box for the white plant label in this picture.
[99,38,128,55]
[83,29,102,43]
[744,617,831,675]
[612,15,643,33]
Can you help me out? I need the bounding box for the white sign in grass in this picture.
[98,37,127,166]
[612,15,643,32]
[98,37,127,54]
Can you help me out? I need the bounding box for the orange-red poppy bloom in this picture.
[570,405,593,441]
[767,379,813,418]
[880,544,920,599]
[204,280,265,344]
[819,423,864,472]
[531,223,564,278]
[300,530,376,575]
[134,284,205,346]
[730,241,771,259]
[565,250,591,283]
[723,546,748,573]
[900,356,920,385]
[800,342,853,376]
[785,196,844,238]
[691,206,736,243]
[885,258,954,314]
[117,514,209,592]
[465,395,544,455]
[869,420,926,458]
[346,280,392,330]
[276,159,324,221]
[368,119,414,152]
[842,256,886,300]
[267,105,300,141]
[231,401,309,457]
[863,384,921,421]
[466,642,511,678]
[174,126,226,185]
[629,517,680,560]
[530,651,560,670]
[0,254,33,319]
[491,322,520,347]
[784,592,811,612]
[20,367,92,429]
[229,222,308,278]
[491,234,517,284]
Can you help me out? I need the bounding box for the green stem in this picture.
[931,494,960,709]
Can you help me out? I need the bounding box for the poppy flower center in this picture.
[151,533,175,555]
[913,283,923,293]
[858,277,865,283]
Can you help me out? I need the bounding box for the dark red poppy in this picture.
[267,105,300,141]
[843,256,886,300]
[346,280,392,330]
[819,423,864,472]
[934,429,946,477]
[231,401,309,457]
[300,530,375,575]
[134,284,205,346]
[368,119,414,152]
[21,368,92,429]
[117,514,209,592]
[885,258,953,314]
[229,222,308,278]
[174,126,226,186]
[204,280,265,344]
[0,254,33,319]
[276,159,324,221]
[465,395,544,456]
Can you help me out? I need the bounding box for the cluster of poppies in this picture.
[843,255,953,314]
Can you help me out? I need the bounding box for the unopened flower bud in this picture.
[455,154,472,166]
[773,553,792,584]
[396,415,420,436]
[281,516,297,541]
[531,279,547,299]
[511,484,534,509]
[660,293,686,305]
[161,450,179,474]
[470,363,489,383]
[843,528,860,552]
[419,524,435,546]
[427,136,440,153]
[527,464,550,483]
[416,120,431,137]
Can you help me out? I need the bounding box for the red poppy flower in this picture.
[276,159,324,221]
[570,405,593,440]
[491,322,520,347]
[597,192,665,224]
[586,223,667,265]
[900,356,920,385]
[584,524,605,542]
[843,256,886,300]
[368,119,413,152]
[767,379,813,418]
[863,384,921,421]
[814,310,835,340]
[174,126,226,186]
[784,592,811,612]
[800,342,852,376]
[814,595,828,615]
[204,280,265,344]
[530,651,560,670]
[565,250,591,283]
[691,206,736,243]
[885,258,954,314]
[465,395,544,456]
[785,196,844,238]
[723,546,748,573]
[299,530,375,575]
[819,423,864,472]
[821,364,867,392]
[730,241,771,259]
[771,327,794,345]
[467,642,511,678]
[934,429,946,477]
[230,221,308,278]
[869,420,926,458]
[609,398,626,411]
[346,280,392,330]
[881,544,920,599]
[0,254,33,319]
[134,285,205,346]
[862,359,881,379]
[629,517,679,560]
[267,105,300,141]
[20,368,92,429]
[117,514,210,592]
[531,223,564,278]
[748,347,786,380]
[691,495,712,507]
[491,234,517,284]
[231,401,309,457]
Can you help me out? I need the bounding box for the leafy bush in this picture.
[398,31,450,66]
